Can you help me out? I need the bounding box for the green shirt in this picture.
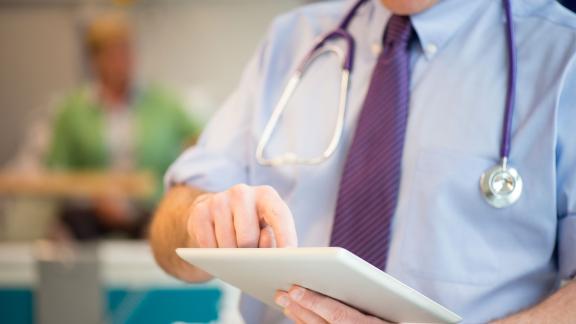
[46,84,201,203]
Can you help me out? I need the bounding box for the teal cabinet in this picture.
[0,287,221,324]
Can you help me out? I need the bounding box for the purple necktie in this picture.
[330,15,413,270]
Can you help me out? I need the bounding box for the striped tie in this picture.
[330,15,413,270]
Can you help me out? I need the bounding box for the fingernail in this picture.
[289,287,304,301]
[275,295,289,307]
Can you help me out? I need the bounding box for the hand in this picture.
[187,184,298,248]
[94,196,134,228]
[275,286,390,324]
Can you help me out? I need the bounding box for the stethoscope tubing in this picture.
[303,0,517,163]
[259,0,517,169]
[501,0,517,161]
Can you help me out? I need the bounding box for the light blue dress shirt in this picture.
[166,0,576,322]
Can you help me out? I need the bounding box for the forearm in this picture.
[494,281,576,324]
[149,184,212,282]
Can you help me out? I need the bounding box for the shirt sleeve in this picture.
[556,52,576,280]
[164,28,271,193]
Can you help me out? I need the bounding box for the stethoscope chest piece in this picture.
[480,158,523,208]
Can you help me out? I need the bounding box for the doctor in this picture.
[150,0,576,322]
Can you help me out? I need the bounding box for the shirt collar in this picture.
[372,0,554,59]
[370,0,491,60]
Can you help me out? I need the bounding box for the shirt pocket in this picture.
[398,148,511,285]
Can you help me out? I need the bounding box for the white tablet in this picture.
[176,247,461,323]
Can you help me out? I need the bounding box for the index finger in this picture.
[254,186,298,248]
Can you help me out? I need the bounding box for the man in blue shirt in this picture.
[150,0,576,322]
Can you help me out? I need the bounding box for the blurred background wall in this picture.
[0,0,313,167]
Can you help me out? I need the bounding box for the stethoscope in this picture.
[256,0,522,209]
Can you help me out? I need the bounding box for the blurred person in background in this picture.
[46,12,201,240]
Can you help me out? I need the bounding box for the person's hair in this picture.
[85,12,132,57]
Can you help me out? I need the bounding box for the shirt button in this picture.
[425,43,438,56]
[371,43,382,56]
